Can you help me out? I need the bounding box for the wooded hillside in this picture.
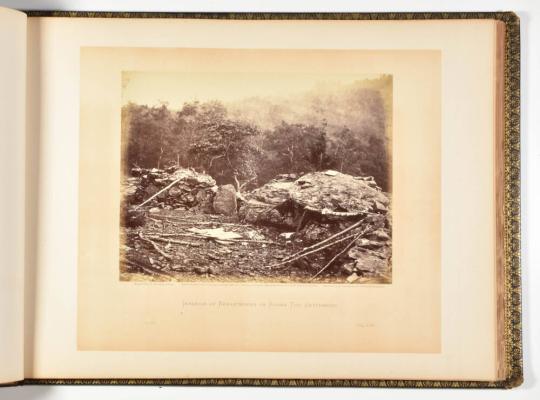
[121,75,392,191]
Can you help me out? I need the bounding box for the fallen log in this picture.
[123,260,173,277]
[278,217,366,263]
[310,228,370,281]
[146,236,202,247]
[139,232,173,259]
[148,231,278,245]
[146,214,245,227]
[263,232,359,269]
[134,176,183,209]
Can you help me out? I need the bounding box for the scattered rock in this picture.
[342,262,357,274]
[367,228,391,241]
[279,232,295,240]
[245,230,266,240]
[121,208,146,227]
[347,250,389,275]
[193,266,207,275]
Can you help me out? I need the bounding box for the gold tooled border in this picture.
[16,11,521,389]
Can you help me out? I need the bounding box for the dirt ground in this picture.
[120,209,390,284]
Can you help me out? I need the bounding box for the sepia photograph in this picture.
[119,70,392,284]
[80,47,439,353]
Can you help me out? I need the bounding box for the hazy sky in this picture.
[122,71,382,109]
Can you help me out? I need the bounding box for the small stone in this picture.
[245,230,265,240]
[149,207,161,213]
[342,262,357,274]
[373,200,388,212]
[193,267,207,275]
[279,232,295,240]
[368,229,391,241]
[144,184,159,197]
[346,273,360,283]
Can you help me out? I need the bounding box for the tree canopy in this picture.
[121,76,392,191]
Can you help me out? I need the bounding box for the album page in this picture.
[25,16,502,380]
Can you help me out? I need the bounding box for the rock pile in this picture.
[239,170,392,280]
[125,167,217,212]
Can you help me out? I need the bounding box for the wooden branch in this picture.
[239,176,256,191]
[279,218,365,263]
[304,205,381,217]
[310,231,365,281]
[134,177,183,209]
[264,232,359,269]
[295,209,307,234]
[208,154,224,169]
[123,260,173,277]
[146,236,202,247]
[148,215,244,227]
[139,232,172,259]
[148,231,278,245]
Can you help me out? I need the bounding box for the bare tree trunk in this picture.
[232,174,240,192]
[157,146,163,169]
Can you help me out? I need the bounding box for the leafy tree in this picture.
[188,103,262,190]
[261,121,330,181]
[327,127,390,191]
[121,103,176,170]
[121,76,392,192]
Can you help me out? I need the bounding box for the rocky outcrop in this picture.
[290,170,389,214]
[239,170,392,280]
[240,170,390,224]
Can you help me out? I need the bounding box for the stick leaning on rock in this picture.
[134,177,183,210]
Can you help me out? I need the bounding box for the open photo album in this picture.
[0,8,522,388]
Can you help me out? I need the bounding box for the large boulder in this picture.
[290,170,389,214]
[213,184,237,215]
[249,174,297,205]
[240,170,390,227]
